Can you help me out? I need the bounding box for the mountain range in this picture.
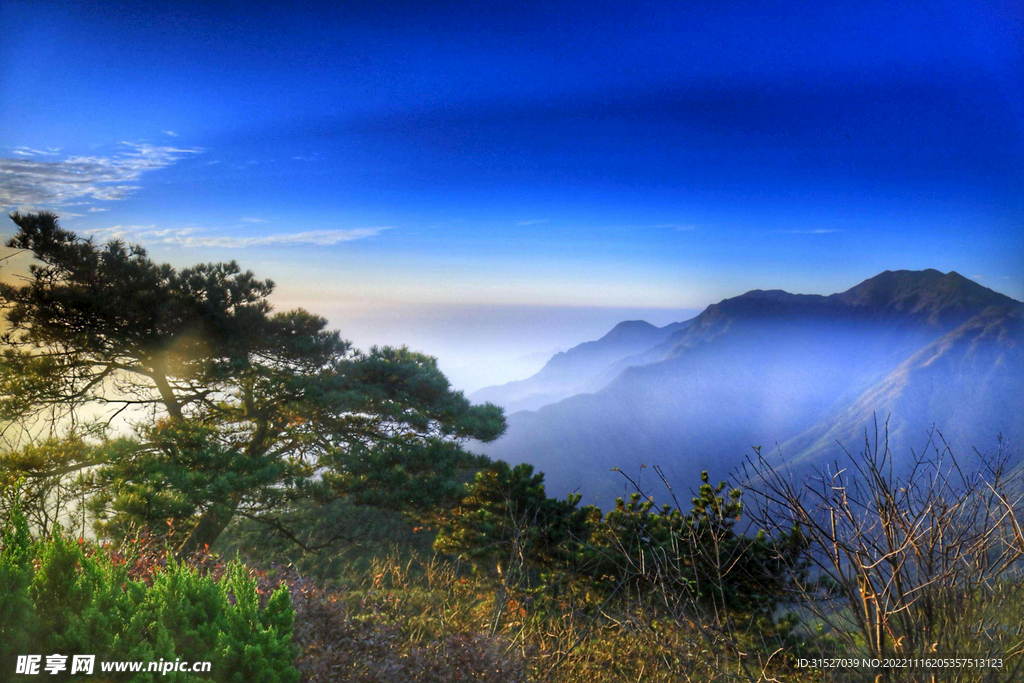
[473,270,1023,506]
[471,318,693,413]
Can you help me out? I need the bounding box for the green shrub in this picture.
[0,496,36,672]
[0,498,299,682]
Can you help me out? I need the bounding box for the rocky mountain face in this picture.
[476,271,1023,507]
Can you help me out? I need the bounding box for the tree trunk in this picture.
[151,371,184,420]
[175,495,240,558]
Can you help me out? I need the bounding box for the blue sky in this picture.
[1,0,1022,387]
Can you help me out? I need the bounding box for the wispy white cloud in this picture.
[86,225,390,249]
[8,146,60,157]
[0,142,202,210]
[516,218,550,226]
[87,207,109,213]
[163,130,179,137]
[239,217,267,223]
[185,228,389,248]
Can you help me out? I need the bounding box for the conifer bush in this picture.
[0,495,299,682]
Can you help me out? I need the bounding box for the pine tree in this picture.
[0,212,505,554]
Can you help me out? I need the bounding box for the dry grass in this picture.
[287,553,822,683]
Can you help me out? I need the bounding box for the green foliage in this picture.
[581,472,804,624]
[0,212,505,554]
[0,494,299,683]
[0,491,36,673]
[0,435,106,536]
[212,563,298,683]
[435,461,585,579]
[438,465,802,633]
[323,439,490,514]
[86,422,290,542]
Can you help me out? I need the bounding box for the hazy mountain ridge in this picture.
[479,270,1023,506]
[781,301,1024,469]
[470,318,694,413]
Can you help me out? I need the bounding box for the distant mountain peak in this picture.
[832,269,1017,326]
[734,289,822,303]
[843,268,982,292]
[601,320,658,342]
[609,319,656,329]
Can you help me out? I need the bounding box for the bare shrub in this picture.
[744,419,1024,682]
